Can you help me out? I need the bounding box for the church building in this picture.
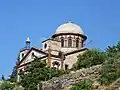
[17,21,88,80]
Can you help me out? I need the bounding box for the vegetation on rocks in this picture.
[70,41,120,90]
[70,79,93,90]
[1,41,120,90]
[98,42,120,85]
[72,49,107,70]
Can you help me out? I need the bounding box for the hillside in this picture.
[0,42,120,90]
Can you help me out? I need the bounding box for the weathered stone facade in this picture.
[42,65,102,90]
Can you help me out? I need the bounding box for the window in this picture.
[20,69,23,73]
[53,61,60,66]
[68,37,72,47]
[61,37,64,47]
[22,53,24,58]
[76,38,79,48]
[31,52,34,59]
[65,64,68,70]
[52,61,60,69]
[44,43,47,49]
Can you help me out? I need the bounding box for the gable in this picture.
[18,47,48,67]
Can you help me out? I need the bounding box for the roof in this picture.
[17,47,48,66]
[17,53,61,68]
[17,47,61,68]
[17,47,88,68]
[55,21,85,35]
[65,48,88,56]
[42,38,61,43]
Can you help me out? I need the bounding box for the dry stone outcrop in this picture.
[42,65,102,90]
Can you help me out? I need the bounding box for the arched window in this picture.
[52,61,60,69]
[31,52,34,59]
[76,38,79,48]
[22,53,24,58]
[65,64,68,70]
[61,37,64,47]
[44,43,47,49]
[68,37,72,47]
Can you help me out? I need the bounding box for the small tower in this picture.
[19,37,31,61]
[26,37,30,49]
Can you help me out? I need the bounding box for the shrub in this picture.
[70,79,93,90]
[98,53,120,85]
[74,49,107,70]
[98,42,120,85]
[0,81,15,90]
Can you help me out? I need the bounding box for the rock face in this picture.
[13,85,24,90]
[110,78,120,90]
[42,65,102,90]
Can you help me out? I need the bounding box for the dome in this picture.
[55,21,85,35]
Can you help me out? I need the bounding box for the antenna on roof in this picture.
[86,40,92,49]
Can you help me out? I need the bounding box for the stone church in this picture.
[17,21,88,81]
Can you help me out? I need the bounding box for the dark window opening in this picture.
[61,37,64,47]
[32,52,34,56]
[65,64,68,70]
[53,61,60,66]
[31,52,34,59]
[68,37,72,47]
[44,43,47,49]
[22,53,24,58]
[76,38,79,48]
[52,61,60,69]
[20,69,23,73]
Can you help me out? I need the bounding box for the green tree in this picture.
[8,66,17,83]
[0,81,15,90]
[98,42,120,85]
[19,57,67,90]
[98,53,120,85]
[70,79,93,90]
[106,41,120,57]
[73,49,107,70]
[8,54,20,83]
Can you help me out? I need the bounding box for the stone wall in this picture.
[42,65,102,90]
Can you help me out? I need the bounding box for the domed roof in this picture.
[55,21,85,35]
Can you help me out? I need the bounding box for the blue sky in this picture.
[0,0,120,78]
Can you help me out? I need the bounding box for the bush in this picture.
[73,49,107,70]
[0,81,15,90]
[19,58,68,90]
[98,42,120,85]
[98,53,120,85]
[70,79,93,90]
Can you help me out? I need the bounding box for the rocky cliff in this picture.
[42,65,102,90]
